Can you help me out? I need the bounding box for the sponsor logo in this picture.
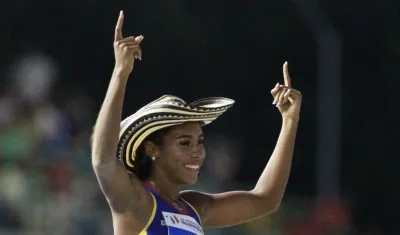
[162,212,204,235]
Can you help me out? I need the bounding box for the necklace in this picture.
[149,180,186,211]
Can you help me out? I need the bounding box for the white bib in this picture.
[162,211,204,235]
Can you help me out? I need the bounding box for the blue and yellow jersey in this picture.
[139,181,204,235]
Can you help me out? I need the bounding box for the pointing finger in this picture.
[283,61,292,88]
[114,11,124,42]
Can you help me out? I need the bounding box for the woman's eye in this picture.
[179,139,204,146]
[179,141,192,146]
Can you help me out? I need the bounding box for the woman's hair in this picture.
[132,128,170,180]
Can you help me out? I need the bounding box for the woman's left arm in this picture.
[181,62,302,228]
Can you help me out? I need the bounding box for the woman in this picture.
[92,11,302,235]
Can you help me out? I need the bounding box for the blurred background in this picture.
[1,0,399,234]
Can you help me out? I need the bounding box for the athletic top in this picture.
[139,181,204,235]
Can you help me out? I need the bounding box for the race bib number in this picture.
[162,212,204,235]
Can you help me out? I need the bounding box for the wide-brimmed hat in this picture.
[117,94,235,173]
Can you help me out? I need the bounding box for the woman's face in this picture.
[153,122,205,185]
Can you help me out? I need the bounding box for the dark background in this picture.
[1,0,399,234]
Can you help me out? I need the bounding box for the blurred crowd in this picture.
[0,49,360,235]
[0,50,107,235]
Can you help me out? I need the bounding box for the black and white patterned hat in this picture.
[117,95,235,173]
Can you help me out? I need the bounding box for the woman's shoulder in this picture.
[180,190,213,222]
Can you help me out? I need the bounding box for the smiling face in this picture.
[145,122,205,185]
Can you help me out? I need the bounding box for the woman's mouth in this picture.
[183,164,200,171]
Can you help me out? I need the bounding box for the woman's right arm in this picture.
[91,11,149,213]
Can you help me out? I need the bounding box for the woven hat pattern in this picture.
[117,95,235,173]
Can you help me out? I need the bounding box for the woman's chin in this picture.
[181,174,198,185]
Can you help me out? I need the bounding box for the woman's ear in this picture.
[144,141,159,159]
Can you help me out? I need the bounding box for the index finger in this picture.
[114,11,124,41]
[282,61,292,88]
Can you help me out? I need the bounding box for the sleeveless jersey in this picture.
[139,181,204,235]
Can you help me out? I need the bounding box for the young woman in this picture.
[91,11,302,235]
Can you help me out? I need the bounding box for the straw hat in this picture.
[117,95,235,173]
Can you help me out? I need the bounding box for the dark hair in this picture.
[132,128,170,180]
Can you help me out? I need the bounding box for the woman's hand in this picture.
[271,62,302,120]
[113,11,144,77]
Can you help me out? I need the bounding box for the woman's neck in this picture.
[147,176,181,201]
